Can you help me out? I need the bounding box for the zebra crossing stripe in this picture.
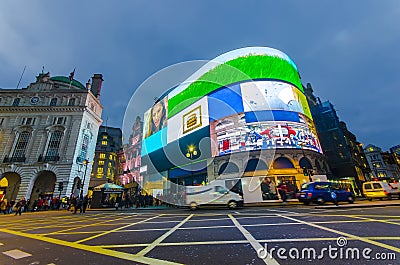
[2,249,32,259]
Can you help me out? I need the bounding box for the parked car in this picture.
[362,181,400,200]
[296,182,355,205]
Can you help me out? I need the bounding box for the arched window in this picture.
[45,130,63,161]
[273,157,294,169]
[244,159,269,172]
[299,157,313,169]
[218,162,239,175]
[12,131,31,162]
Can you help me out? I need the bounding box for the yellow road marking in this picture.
[348,215,400,226]
[136,214,194,256]
[228,214,280,265]
[74,214,164,244]
[278,214,400,253]
[45,214,138,235]
[0,228,182,265]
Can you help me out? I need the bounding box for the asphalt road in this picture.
[0,203,399,265]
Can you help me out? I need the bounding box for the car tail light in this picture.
[307,193,312,197]
[384,191,388,195]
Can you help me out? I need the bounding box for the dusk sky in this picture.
[1,1,399,150]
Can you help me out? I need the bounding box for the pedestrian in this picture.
[70,196,77,214]
[82,195,88,213]
[76,196,83,214]
[14,198,24,216]
[0,198,7,214]
[277,182,288,203]
[115,195,122,210]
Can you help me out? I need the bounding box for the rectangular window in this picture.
[98,160,104,165]
[50,98,57,106]
[53,117,65,125]
[99,153,106,159]
[102,140,107,146]
[102,135,108,139]
[97,167,104,174]
[12,98,21,106]
[109,154,113,160]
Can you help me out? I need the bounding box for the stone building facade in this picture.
[0,72,103,202]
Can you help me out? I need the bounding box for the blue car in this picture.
[296,182,355,205]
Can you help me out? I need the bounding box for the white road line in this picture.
[278,214,400,253]
[136,214,194,256]
[228,214,280,265]
[265,209,298,214]
[2,249,32,259]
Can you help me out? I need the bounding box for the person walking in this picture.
[82,195,88,213]
[0,198,7,214]
[14,198,25,216]
[70,196,77,214]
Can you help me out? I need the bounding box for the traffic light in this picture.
[303,167,308,176]
[58,181,64,191]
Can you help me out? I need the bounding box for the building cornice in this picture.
[0,106,86,113]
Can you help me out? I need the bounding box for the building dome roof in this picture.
[50,76,86,90]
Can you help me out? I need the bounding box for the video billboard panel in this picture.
[167,97,209,144]
[210,113,322,157]
[143,97,168,140]
[240,81,312,120]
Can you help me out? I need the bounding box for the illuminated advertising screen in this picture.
[143,97,168,140]
[210,113,322,157]
[240,81,312,120]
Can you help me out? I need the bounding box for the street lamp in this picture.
[79,159,90,199]
[186,145,198,186]
[186,145,198,160]
[299,143,313,182]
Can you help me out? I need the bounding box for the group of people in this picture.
[261,177,298,202]
[0,197,27,215]
[69,195,89,214]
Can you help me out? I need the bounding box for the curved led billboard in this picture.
[141,47,322,174]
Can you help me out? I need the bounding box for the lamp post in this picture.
[186,145,198,160]
[299,143,313,182]
[186,145,197,185]
[80,159,89,199]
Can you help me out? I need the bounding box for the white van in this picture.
[362,181,400,200]
[185,180,243,210]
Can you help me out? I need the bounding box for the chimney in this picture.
[91,74,103,98]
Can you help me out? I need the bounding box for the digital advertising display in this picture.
[140,47,321,163]
[210,112,322,157]
[143,96,168,140]
[240,81,312,120]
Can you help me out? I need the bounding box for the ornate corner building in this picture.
[0,72,103,202]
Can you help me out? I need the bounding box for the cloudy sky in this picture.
[1,1,399,150]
